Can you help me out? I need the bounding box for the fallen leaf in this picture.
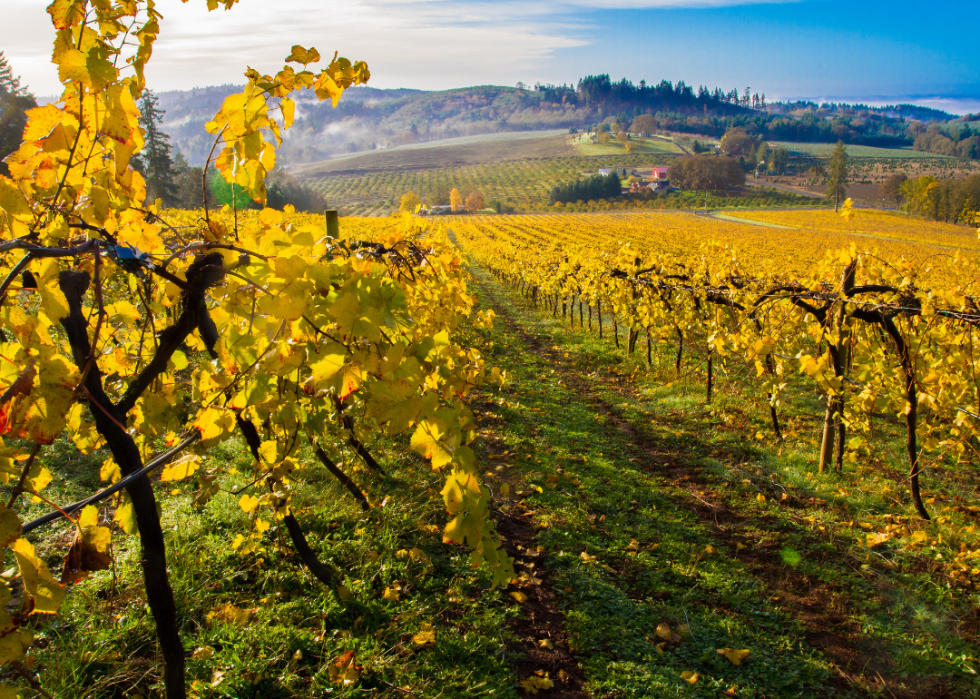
[191,646,214,661]
[521,671,554,694]
[681,670,699,684]
[413,623,436,646]
[328,650,361,685]
[207,604,254,625]
[717,648,751,666]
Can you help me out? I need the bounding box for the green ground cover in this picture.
[462,262,980,698]
[8,254,980,698]
[572,135,685,157]
[771,142,951,159]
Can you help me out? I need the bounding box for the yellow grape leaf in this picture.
[194,406,235,442]
[412,623,436,645]
[35,258,69,323]
[113,499,137,535]
[100,456,121,483]
[411,417,452,468]
[171,350,188,371]
[12,538,65,614]
[328,650,360,685]
[285,45,321,65]
[509,591,528,604]
[756,493,766,503]
[258,440,278,464]
[382,586,400,602]
[441,470,480,514]
[717,648,751,666]
[239,494,259,513]
[655,622,672,641]
[308,352,346,386]
[259,291,307,322]
[77,505,111,553]
[704,544,717,555]
[160,454,200,482]
[910,530,928,544]
[681,671,699,685]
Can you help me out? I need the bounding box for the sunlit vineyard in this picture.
[453,208,980,523]
[454,209,975,280]
[721,208,980,252]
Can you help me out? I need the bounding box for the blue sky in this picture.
[2,0,978,109]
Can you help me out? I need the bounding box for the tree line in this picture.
[667,157,745,194]
[548,172,623,204]
[0,52,36,177]
[882,172,980,224]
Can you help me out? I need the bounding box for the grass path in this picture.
[469,264,979,699]
[703,211,800,229]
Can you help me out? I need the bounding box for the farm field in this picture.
[317,129,572,166]
[295,132,821,216]
[299,154,681,216]
[571,133,686,156]
[770,141,949,159]
[290,133,576,178]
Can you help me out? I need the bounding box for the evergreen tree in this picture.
[0,52,25,95]
[826,140,850,212]
[0,52,36,177]
[134,91,178,205]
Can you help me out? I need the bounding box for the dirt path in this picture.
[470,267,967,699]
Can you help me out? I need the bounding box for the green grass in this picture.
[458,261,980,698]
[771,141,952,159]
[8,427,521,697]
[572,135,684,157]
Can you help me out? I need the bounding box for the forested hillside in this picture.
[152,74,980,167]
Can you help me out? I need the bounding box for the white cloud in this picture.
[0,0,802,95]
